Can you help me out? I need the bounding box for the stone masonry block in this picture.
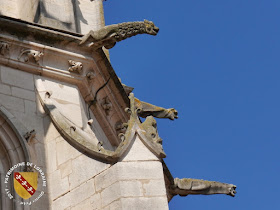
[43,117,61,143]
[45,140,57,174]
[89,193,102,210]
[0,93,24,112]
[95,165,118,192]
[103,200,122,210]
[0,83,11,95]
[49,170,70,200]
[71,198,91,210]
[58,160,72,179]
[11,87,35,101]
[119,180,143,197]
[117,161,164,180]
[52,179,95,210]
[100,181,120,207]
[68,179,95,207]
[101,180,143,207]
[56,139,81,166]
[121,197,169,210]
[1,66,34,90]
[24,100,37,115]
[142,179,167,197]
[69,154,109,190]
[95,161,164,193]
[121,136,159,162]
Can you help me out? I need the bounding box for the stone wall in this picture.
[0,12,170,209]
[0,0,104,34]
[0,64,169,209]
[51,136,169,210]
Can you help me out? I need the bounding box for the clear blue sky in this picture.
[104,1,280,209]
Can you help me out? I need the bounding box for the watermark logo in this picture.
[4,162,47,206]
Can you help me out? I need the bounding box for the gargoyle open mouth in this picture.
[229,185,237,197]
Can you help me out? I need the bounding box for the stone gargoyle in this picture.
[170,178,237,197]
[80,20,159,49]
[135,97,178,120]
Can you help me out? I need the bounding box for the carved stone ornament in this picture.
[0,41,10,56]
[170,178,237,197]
[115,120,127,135]
[135,97,178,120]
[119,93,166,157]
[101,96,112,115]
[18,49,44,64]
[120,81,178,120]
[80,20,159,49]
[36,79,166,163]
[36,78,166,162]
[68,60,83,74]
[86,72,95,80]
[23,130,36,142]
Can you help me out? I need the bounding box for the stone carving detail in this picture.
[141,116,162,145]
[86,72,95,80]
[170,178,237,197]
[0,41,10,56]
[68,60,83,74]
[115,121,127,134]
[97,141,104,151]
[80,20,159,49]
[18,49,44,64]
[101,96,112,115]
[135,98,178,120]
[37,79,166,162]
[124,93,165,155]
[23,130,36,142]
[120,81,178,120]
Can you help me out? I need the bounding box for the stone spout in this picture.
[170,178,237,197]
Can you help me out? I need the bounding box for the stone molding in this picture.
[0,106,31,164]
[0,16,129,147]
[0,41,9,56]
[37,82,165,162]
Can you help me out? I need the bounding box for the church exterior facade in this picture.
[0,1,236,209]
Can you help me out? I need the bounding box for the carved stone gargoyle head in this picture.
[143,20,159,36]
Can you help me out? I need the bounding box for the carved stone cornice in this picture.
[18,49,44,64]
[0,15,130,147]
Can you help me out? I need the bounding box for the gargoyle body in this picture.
[80,20,159,49]
[141,116,162,145]
[171,178,236,197]
[18,49,44,64]
[135,98,178,120]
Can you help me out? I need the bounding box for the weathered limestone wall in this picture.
[75,0,105,33]
[0,64,49,209]
[0,64,170,209]
[51,136,169,210]
[0,12,169,209]
[0,64,113,209]
[0,0,104,34]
